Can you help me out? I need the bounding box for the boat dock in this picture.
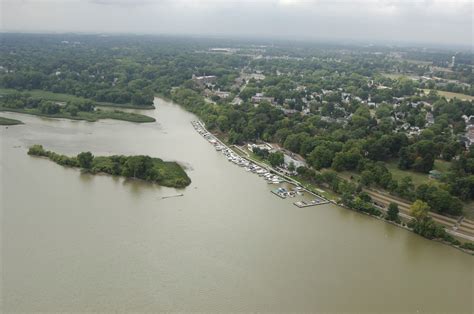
[161,193,184,199]
[192,120,285,184]
[191,120,330,207]
[294,197,330,208]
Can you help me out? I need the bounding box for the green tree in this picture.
[387,202,399,222]
[77,152,94,169]
[308,145,336,170]
[288,161,295,172]
[268,152,284,167]
[410,200,430,220]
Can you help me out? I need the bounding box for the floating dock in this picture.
[294,197,329,208]
[161,194,184,199]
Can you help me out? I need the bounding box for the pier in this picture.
[294,197,330,208]
[161,194,184,199]
[192,120,331,207]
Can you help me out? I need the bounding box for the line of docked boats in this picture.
[192,120,284,184]
[272,187,304,199]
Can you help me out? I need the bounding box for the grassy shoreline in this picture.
[0,88,155,110]
[0,107,155,123]
[0,116,23,125]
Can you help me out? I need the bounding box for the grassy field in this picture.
[386,159,451,187]
[463,202,474,220]
[422,89,474,101]
[0,116,23,125]
[334,159,451,188]
[402,59,433,66]
[0,107,155,123]
[0,88,155,109]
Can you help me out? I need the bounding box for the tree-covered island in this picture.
[28,145,191,188]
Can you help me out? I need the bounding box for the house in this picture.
[251,93,275,104]
[296,85,307,92]
[250,73,266,81]
[192,74,217,87]
[425,112,435,125]
[400,123,411,130]
[462,115,474,125]
[394,111,406,120]
[465,125,474,147]
[247,143,273,152]
[420,101,432,109]
[408,126,422,137]
[392,97,405,104]
[302,108,311,115]
[214,90,231,99]
[283,153,306,169]
[209,48,235,53]
[321,116,336,123]
[341,92,351,103]
[282,108,298,115]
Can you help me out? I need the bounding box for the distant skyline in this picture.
[1,0,472,47]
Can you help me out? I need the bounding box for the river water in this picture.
[1,98,472,312]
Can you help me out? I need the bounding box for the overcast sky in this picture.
[1,0,472,46]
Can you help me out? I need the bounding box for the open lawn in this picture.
[422,89,474,101]
[332,159,451,188]
[386,159,451,187]
[402,59,433,66]
[0,88,155,109]
[463,202,474,220]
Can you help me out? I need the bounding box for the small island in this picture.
[0,93,155,123]
[28,145,191,188]
[0,116,23,125]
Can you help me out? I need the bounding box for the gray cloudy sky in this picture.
[1,0,472,46]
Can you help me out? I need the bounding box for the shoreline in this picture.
[0,107,155,123]
[190,117,474,255]
[0,116,24,125]
[192,120,330,206]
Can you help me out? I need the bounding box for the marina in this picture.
[192,120,285,185]
[192,120,329,207]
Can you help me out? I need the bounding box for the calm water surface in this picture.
[1,98,472,312]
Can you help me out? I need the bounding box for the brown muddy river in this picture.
[1,97,472,312]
